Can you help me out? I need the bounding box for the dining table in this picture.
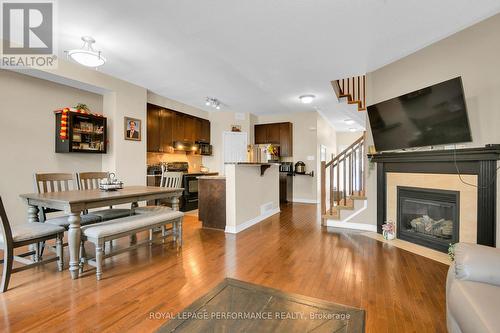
[19,186,183,279]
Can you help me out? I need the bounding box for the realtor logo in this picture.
[1,1,56,67]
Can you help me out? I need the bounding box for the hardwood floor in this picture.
[0,203,448,332]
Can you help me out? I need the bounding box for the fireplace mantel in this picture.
[370,145,500,247]
[368,145,500,163]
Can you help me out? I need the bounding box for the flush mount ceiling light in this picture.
[67,36,106,68]
[205,97,221,110]
[349,128,357,132]
[299,94,315,104]
[344,119,355,125]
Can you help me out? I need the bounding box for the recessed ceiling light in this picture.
[344,119,355,125]
[67,36,106,68]
[349,128,357,132]
[299,94,315,104]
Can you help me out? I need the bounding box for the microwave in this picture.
[196,141,212,156]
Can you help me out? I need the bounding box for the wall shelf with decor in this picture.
[55,109,107,153]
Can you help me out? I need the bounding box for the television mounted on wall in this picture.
[367,77,472,152]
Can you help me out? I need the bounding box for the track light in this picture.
[205,97,222,110]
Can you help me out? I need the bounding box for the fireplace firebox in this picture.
[397,186,459,252]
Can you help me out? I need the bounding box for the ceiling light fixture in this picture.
[344,119,355,125]
[67,36,106,68]
[349,128,357,132]
[205,97,221,110]
[299,94,315,104]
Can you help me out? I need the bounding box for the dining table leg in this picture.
[130,202,138,244]
[67,213,81,279]
[170,196,180,211]
[27,205,40,261]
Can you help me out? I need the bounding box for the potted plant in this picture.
[382,220,395,240]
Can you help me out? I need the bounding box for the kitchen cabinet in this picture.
[183,115,196,142]
[195,118,211,143]
[147,105,161,152]
[200,119,211,143]
[159,109,173,152]
[147,103,211,153]
[267,124,280,144]
[255,124,268,144]
[147,105,174,153]
[172,112,185,142]
[279,122,293,157]
[254,122,293,157]
[279,172,293,203]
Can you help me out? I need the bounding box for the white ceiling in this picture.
[58,0,500,131]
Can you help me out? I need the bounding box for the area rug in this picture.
[157,278,365,332]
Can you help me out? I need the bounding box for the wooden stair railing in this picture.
[321,134,366,221]
[331,75,366,111]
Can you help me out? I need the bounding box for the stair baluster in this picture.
[331,75,366,111]
[321,134,366,223]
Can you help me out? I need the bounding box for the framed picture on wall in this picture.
[124,117,141,141]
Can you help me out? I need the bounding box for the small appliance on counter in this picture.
[294,161,306,174]
[99,173,123,191]
[293,161,314,177]
[279,162,293,174]
[196,141,213,156]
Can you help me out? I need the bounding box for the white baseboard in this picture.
[292,198,318,204]
[325,220,377,232]
[225,208,280,234]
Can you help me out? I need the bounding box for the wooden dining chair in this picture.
[0,196,65,292]
[159,170,183,189]
[134,168,183,215]
[76,172,133,221]
[33,173,102,228]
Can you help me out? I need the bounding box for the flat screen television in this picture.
[367,77,472,152]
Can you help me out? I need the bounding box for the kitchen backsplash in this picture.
[147,152,203,173]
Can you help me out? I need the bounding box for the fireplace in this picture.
[397,186,459,252]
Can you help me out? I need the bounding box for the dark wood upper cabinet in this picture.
[279,122,293,157]
[266,124,281,144]
[254,122,293,157]
[200,119,211,143]
[160,109,174,152]
[172,112,185,142]
[147,105,161,152]
[147,103,211,153]
[183,115,196,142]
[255,124,268,144]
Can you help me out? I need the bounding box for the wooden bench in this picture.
[80,210,184,280]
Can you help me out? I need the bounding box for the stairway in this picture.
[331,75,366,111]
[321,134,367,226]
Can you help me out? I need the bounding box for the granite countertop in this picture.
[147,172,218,177]
[198,175,226,180]
[224,162,280,166]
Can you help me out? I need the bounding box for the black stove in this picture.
[147,162,216,212]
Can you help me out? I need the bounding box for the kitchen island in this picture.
[198,176,226,230]
[198,163,280,233]
[225,163,280,233]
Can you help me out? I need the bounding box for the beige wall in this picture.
[0,52,147,223]
[316,114,337,200]
[337,131,364,153]
[0,69,104,224]
[257,111,321,203]
[353,13,500,246]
